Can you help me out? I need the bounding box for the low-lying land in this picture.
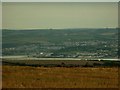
[2,65,119,88]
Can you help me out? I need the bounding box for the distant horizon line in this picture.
[2,27,119,30]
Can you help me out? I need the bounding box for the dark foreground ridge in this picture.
[2,59,120,67]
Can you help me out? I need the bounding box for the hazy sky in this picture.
[1,0,120,2]
[2,2,118,29]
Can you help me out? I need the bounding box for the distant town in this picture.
[2,28,118,60]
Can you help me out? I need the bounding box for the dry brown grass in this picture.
[2,65,119,88]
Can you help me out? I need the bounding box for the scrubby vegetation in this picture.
[2,59,120,67]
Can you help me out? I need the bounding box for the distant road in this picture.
[1,56,120,61]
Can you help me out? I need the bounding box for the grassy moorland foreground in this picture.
[2,65,119,88]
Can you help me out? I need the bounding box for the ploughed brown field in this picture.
[2,65,119,88]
